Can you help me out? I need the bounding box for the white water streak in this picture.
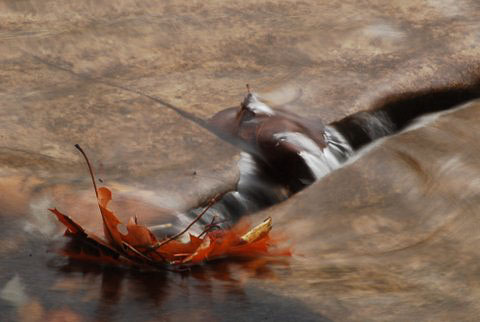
[274,127,352,180]
[1,275,28,307]
[246,93,275,116]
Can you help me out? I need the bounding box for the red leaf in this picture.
[51,185,291,270]
[122,217,158,248]
[49,208,85,236]
[97,187,124,249]
[182,236,215,264]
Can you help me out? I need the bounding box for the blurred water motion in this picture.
[2,0,480,321]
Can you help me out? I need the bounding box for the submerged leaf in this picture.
[49,208,85,236]
[51,187,290,270]
[123,217,158,248]
[182,236,214,264]
[97,187,124,249]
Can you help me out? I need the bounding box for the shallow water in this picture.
[2,0,480,321]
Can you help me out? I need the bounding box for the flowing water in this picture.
[2,1,480,321]
[2,90,479,322]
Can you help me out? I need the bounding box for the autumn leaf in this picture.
[50,208,86,236]
[123,217,158,249]
[49,144,291,271]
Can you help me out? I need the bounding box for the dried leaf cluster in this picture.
[50,145,290,271]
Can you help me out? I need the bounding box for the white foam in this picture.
[363,23,405,39]
[174,212,204,236]
[273,130,350,180]
[299,150,336,179]
[324,125,353,160]
[1,275,28,307]
[257,85,303,107]
[24,197,56,236]
[237,152,260,188]
[245,93,275,116]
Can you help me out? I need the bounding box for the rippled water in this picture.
[2,91,479,322]
[2,1,480,321]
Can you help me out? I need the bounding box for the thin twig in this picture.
[74,144,99,199]
[199,215,217,238]
[198,216,220,238]
[148,194,221,251]
[74,144,114,249]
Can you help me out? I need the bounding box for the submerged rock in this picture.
[1,0,480,321]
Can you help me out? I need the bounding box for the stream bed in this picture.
[2,1,480,321]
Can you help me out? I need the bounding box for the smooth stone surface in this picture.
[1,0,480,321]
[1,0,480,212]
[252,101,480,321]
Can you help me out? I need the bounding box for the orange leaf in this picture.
[97,187,112,208]
[154,234,204,262]
[122,217,158,248]
[97,187,124,250]
[49,208,85,236]
[51,182,291,269]
[182,237,215,264]
[208,230,240,258]
[49,208,128,265]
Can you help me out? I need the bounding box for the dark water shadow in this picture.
[0,228,328,321]
[48,252,327,321]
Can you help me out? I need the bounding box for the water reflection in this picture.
[1,228,306,321]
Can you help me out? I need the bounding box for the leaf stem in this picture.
[74,144,99,199]
[149,194,220,251]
